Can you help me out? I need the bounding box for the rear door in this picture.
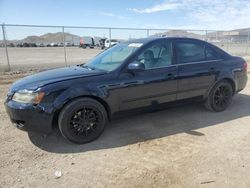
[174,39,220,100]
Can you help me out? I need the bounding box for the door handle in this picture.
[209,67,215,74]
[165,73,175,80]
[123,80,144,86]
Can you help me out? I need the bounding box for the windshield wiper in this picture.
[80,64,107,72]
[81,65,95,70]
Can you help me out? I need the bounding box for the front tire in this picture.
[58,98,108,144]
[205,81,233,112]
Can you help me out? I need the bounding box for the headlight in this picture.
[12,90,45,104]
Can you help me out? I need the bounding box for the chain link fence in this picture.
[0,24,250,72]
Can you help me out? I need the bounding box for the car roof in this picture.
[122,37,231,58]
[124,37,206,45]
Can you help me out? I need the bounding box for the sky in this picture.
[0,0,250,39]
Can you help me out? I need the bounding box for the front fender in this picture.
[52,86,105,111]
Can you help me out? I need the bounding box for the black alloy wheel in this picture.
[59,98,107,144]
[205,81,233,112]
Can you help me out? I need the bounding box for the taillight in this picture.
[243,62,248,72]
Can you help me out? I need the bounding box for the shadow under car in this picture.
[28,93,250,153]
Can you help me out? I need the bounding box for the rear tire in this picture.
[58,98,107,144]
[205,81,233,112]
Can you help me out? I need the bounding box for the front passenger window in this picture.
[136,42,172,70]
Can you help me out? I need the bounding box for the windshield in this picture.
[83,43,141,71]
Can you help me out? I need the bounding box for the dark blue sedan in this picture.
[4,37,248,143]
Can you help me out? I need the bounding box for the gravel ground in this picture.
[0,73,250,187]
[0,47,102,71]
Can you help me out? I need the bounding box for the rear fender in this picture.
[203,72,236,99]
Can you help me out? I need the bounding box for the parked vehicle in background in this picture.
[4,37,248,144]
[29,43,37,47]
[7,43,15,47]
[104,39,119,48]
[16,43,23,47]
[99,38,107,49]
[38,43,45,47]
[57,42,64,47]
[19,43,37,47]
[47,43,57,47]
[66,42,72,47]
[79,37,95,49]
[23,43,29,47]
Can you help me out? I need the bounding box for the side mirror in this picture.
[128,62,145,72]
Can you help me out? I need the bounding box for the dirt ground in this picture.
[0,72,250,188]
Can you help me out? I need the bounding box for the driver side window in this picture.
[136,41,172,70]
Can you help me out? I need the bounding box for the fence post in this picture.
[147,29,149,37]
[62,26,67,66]
[205,30,208,41]
[247,30,250,44]
[245,30,250,55]
[108,28,111,47]
[1,24,10,71]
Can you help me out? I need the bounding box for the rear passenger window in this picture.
[205,46,220,60]
[176,41,205,64]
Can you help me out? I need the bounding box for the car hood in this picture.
[10,66,106,91]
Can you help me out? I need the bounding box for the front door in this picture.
[117,39,178,111]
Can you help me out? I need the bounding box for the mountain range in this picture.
[3,32,102,45]
[1,28,250,45]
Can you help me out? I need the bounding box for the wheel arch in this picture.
[204,77,236,99]
[222,78,236,93]
[52,95,111,128]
